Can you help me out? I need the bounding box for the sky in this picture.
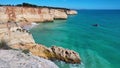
[0,0,120,9]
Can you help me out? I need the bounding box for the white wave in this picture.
[31,22,38,28]
[22,22,38,30]
[69,62,85,68]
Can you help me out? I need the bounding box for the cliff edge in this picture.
[0,6,77,23]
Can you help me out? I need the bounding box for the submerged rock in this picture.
[0,49,58,68]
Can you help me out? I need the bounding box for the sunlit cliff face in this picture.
[0,6,72,23]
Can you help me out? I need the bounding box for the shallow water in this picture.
[30,10,120,68]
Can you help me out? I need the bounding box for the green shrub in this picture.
[22,49,29,54]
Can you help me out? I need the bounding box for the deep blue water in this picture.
[30,10,120,68]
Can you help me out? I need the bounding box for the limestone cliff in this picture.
[0,6,77,23]
[0,26,81,64]
[0,6,80,64]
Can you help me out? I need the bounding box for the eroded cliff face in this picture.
[0,6,77,23]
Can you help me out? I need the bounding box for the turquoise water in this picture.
[30,10,120,68]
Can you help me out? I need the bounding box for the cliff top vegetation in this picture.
[0,2,70,10]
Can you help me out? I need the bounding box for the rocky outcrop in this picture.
[0,7,77,23]
[51,46,81,63]
[13,43,81,64]
[0,26,81,64]
[66,10,78,15]
[0,27,35,48]
[0,49,58,68]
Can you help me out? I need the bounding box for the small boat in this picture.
[92,24,99,27]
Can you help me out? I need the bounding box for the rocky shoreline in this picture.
[0,6,81,68]
[0,25,81,67]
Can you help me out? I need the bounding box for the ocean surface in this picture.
[30,10,120,68]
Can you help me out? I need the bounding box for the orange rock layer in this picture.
[0,6,77,23]
[12,43,81,64]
